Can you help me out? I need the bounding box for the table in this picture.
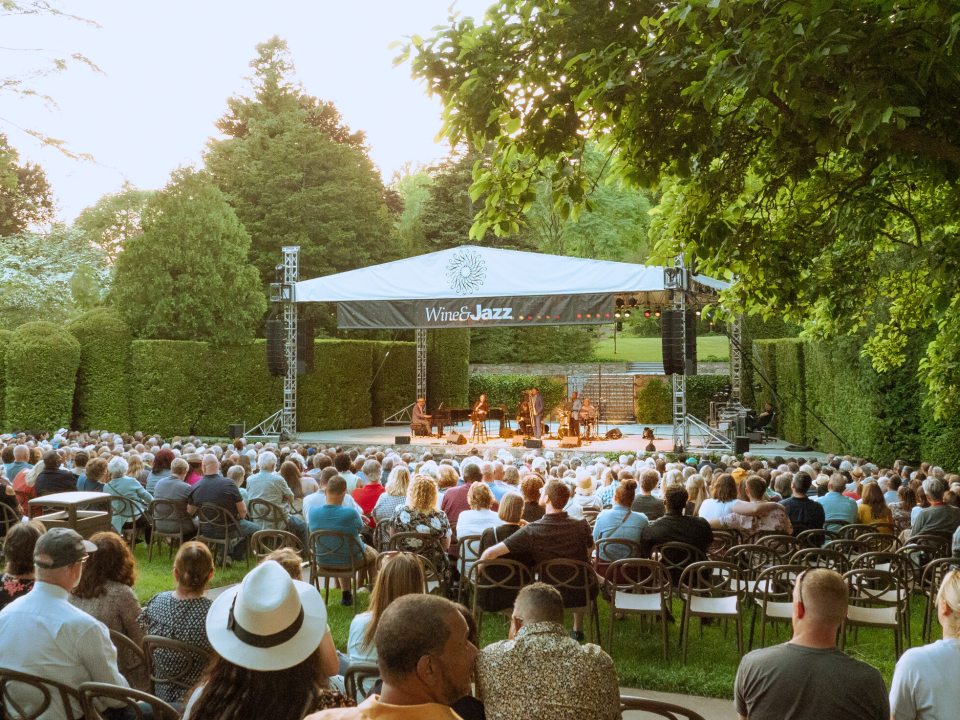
[28,491,113,538]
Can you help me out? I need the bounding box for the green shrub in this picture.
[635,377,672,424]
[129,339,208,436]
[468,374,566,417]
[774,339,806,443]
[685,375,729,421]
[370,342,416,425]
[427,329,470,408]
[67,309,132,431]
[470,326,593,363]
[0,328,10,429]
[5,321,80,430]
[298,341,375,431]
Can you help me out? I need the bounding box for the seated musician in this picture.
[472,394,489,420]
[566,390,582,437]
[579,398,597,438]
[410,396,432,437]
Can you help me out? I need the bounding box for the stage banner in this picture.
[337,293,616,329]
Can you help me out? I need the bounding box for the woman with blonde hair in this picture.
[889,569,960,718]
[391,475,452,583]
[685,473,709,516]
[346,552,426,663]
[372,465,411,524]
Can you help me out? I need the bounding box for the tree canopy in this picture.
[73,182,153,264]
[109,168,266,343]
[407,0,960,416]
[206,37,398,287]
[0,133,54,236]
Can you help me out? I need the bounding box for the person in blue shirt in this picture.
[593,480,648,562]
[307,475,378,606]
[815,474,858,525]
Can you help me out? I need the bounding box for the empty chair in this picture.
[78,681,180,720]
[859,532,900,553]
[790,546,848,572]
[796,528,838,548]
[707,529,742,560]
[920,557,957,643]
[536,558,601,644]
[677,560,744,664]
[723,544,781,599]
[824,538,871,561]
[841,567,907,657]
[603,558,671,659]
[753,534,802,560]
[749,564,806,649]
[837,523,876,539]
[651,541,706,586]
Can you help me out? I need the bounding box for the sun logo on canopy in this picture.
[445,248,487,294]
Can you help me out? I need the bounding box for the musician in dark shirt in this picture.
[411,397,433,437]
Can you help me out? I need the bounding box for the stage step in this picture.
[570,373,636,422]
[625,362,665,374]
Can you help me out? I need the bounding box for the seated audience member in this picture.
[3,443,32,484]
[890,485,918,535]
[146,447,175,494]
[889,569,960,720]
[912,478,960,538]
[593,479,647,562]
[475,493,531,611]
[187,453,257,562]
[857,481,894,533]
[440,462,482,558]
[631,469,665,520]
[392,475,453,584]
[305,595,475,720]
[78,456,108,492]
[456,482,503,574]
[735,568,888,720]
[566,474,603,518]
[352,459,386,524]
[155,457,199,538]
[0,520,44,610]
[34,450,78,495]
[520,474,546,523]
[0,528,130,718]
[815,473,859,525]
[246,450,307,542]
[477,582,620,720]
[685,473,709,516]
[372,466,411,525]
[308,476,378,606]
[640,484,714,563]
[69,531,147,689]
[779,471,825,534]
[182,561,351,719]
[697,473,740,524]
[104,455,154,541]
[718,475,793,536]
[347,552,426,665]
[480,479,595,641]
[138,542,215,704]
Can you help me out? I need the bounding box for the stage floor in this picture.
[295,423,821,460]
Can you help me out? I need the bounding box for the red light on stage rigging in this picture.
[654,309,662,318]
[643,309,651,318]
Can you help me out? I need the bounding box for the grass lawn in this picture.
[592,335,730,362]
[130,543,913,700]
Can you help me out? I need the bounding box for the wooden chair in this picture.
[536,558,601,645]
[146,498,187,561]
[593,538,642,584]
[110,495,149,549]
[677,560,744,664]
[749,563,804,649]
[251,529,304,560]
[651,541,706,587]
[796,527,839,548]
[195,503,247,568]
[753,534,802,560]
[108,629,148,692]
[603,558,671,659]
[722,544,780,600]
[0,502,21,550]
[78,682,180,720]
[142,634,213,705]
[469,558,533,636]
[860,531,900,553]
[0,667,82,719]
[387,531,449,596]
[841,567,908,657]
[456,534,484,604]
[620,694,706,719]
[851,550,915,643]
[247,498,287,531]
[824,538,871,562]
[790,546,848,572]
[837,523,877,539]
[343,662,381,704]
[707,529,741,559]
[309,529,367,612]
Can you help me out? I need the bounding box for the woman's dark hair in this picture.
[152,448,175,474]
[174,541,214,593]
[280,461,304,498]
[74,451,89,469]
[0,446,13,464]
[187,646,337,720]
[73,532,136,599]
[899,485,917,509]
[861,482,889,520]
[712,474,738,503]
[4,520,44,575]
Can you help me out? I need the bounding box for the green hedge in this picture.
[635,377,672,423]
[5,321,80,430]
[299,341,374,431]
[685,375,729,421]
[370,342,416,425]
[67,309,132,431]
[753,340,780,431]
[0,329,10,429]
[468,374,566,417]
[427,329,470,409]
[774,339,806,443]
[470,326,593,363]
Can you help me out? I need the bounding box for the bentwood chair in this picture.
[0,667,83,720]
[142,635,213,705]
[0,502,21,550]
[619,695,706,720]
[921,557,958,643]
[790,546,848,573]
[108,629,148,692]
[247,498,287,532]
[456,534,483,604]
[309,529,367,613]
[749,564,805,650]
[651,542,706,587]
[753,534,802,561]
[841,567,908,658]
[250,529,304,559]
[146,498,188,561]
[78,682,180,720]
[603,558,672,659]
[469,559,533,636]
[343,662,381,705]
[195,503,247,569]
[536,558,602,645]
[677,560,744,664]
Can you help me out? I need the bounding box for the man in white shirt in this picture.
[0,528,129,719]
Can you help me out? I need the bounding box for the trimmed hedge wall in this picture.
[773,339,806,443]
[427,329,470,409]
[370,343,416,425]
[635,378,671,423]
[0,329,10,429]
[470,326,593,363]
[5,321,80,430]
[67,309,132,431]
[467,374,566,418]
[685,375,729,421]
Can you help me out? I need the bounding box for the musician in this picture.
[472,394,489,420]
[517,393,531,436]
[579,397,597,439]
[530,387,544,439]
[566,390,582,437]
[410,396,432,437]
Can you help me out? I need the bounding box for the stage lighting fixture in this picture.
[623,309,632,318]
[614,310,621,319]
[615,298,625,308]
[695,309,702,317]
[643,309,651,318]
[654,309,662,318]
[628,297,638,307]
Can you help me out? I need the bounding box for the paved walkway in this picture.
[621,687,735,719]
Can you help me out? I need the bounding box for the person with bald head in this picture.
[734,568,888,720]
[187,453,257,562]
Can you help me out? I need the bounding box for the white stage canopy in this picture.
[293,245,728,329]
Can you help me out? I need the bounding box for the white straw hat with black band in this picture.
[206,560,328,671]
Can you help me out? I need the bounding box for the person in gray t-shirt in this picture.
[734,568,888,720]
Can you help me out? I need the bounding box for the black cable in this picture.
[368,330,404,392]
[726,329,849,448]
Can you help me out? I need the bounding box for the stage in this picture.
[294,422,818,460]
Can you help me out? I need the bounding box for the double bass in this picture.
[516,393,532,435]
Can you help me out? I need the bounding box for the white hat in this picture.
[206,561,327,672]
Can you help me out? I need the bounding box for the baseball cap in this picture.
[34,528,97,569]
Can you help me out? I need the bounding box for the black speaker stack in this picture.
[265,306,315,377]
[661,309,698,376]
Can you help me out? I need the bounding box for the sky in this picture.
[1,0,492,222]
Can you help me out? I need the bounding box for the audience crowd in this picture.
[1,427,960,719]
